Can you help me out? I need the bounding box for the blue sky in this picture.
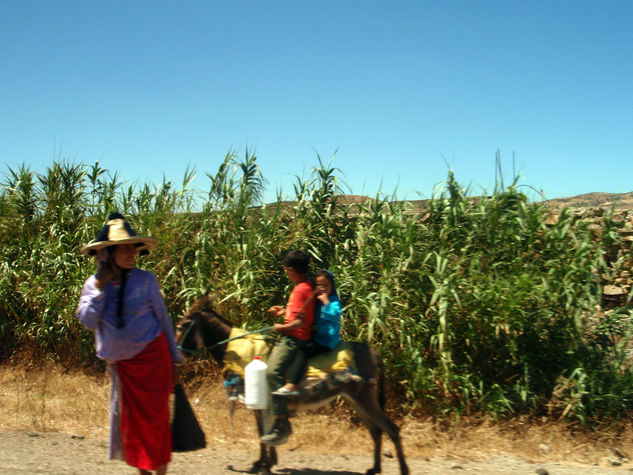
[1,1,632,204]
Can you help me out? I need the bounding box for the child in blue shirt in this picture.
[311,269,341,350]
[274,269,342,396]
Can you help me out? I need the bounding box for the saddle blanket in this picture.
[223,328,356,378]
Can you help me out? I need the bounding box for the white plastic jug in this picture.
[244,356,268,409]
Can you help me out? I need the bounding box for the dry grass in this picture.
[2,361,633,465]
[0,362,111,438]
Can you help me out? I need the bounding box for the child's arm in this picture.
[273,316,306,332]
[273,285,318,333]
[319,299,342,322]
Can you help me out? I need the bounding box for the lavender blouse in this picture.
[77,268,183,363]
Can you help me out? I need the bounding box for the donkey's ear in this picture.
[205,293,219,308]
[188,294,216,315]
[202,293,217,307]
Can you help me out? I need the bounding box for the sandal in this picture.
[272,387,300,396]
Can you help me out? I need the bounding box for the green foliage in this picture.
[2,156,633,424]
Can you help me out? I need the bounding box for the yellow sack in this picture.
[223,328,355,379]
[305,342,355,378]
[223,328,273,377]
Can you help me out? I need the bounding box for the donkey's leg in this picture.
[352,344,409,475]
[251,410,276,474]
[347,387,409,475]
[353,412,384,475]
[368,423,383,475]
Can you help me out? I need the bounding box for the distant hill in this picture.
[265,191,633,215]
[542,192,633,214]
[342,191,633,214]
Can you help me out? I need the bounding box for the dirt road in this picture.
[1,428,630,475]
[2,364,633,474]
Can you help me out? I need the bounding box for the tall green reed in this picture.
[2,156,633,424]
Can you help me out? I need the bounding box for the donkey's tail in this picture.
[351,341,387,409]
[376,352,386,410]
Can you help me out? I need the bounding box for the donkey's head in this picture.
[176,294,234,364]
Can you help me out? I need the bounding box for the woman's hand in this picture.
[94,258,117,289]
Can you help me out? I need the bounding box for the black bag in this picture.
[171,383,206,452]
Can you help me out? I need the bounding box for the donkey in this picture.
[176,295,409,475]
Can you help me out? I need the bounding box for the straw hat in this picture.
[80,212,158,256]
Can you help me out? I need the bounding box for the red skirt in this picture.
[115,333,173,470]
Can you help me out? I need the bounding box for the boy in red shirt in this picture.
[260,249,315,445]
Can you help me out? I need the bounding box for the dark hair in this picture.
[284,249,310,274]
[107,245,130,329]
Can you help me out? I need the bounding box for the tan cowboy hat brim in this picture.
[80,237,159,256]
[80,212,159,256]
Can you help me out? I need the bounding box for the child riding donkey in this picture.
[260,249,316,445]
[275,269,341,397]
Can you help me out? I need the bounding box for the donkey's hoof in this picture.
[245,460,266,474]
[227,463,270,474]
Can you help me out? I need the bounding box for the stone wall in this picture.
[548,207,633,308]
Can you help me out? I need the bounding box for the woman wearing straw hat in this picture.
[77,213,183,475]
